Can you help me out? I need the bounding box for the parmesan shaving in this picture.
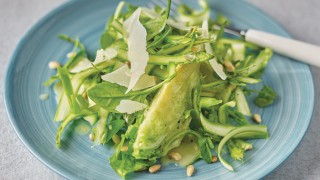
[94,48,118,64]
[94,49,105,63]
[69,57,92,73]
[101,65,156,91]
[115,100,148,114]
[202,20,227,80]
[101,66,130,88]
[88,97,96,107]
[133,74,156,91]
[123,8,149,93]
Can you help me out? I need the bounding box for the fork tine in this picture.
[150,0,163,7]
[170,0,179,17]
[171,0,180,9]
[147,3,154,9]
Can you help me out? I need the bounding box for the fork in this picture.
[150,0,320,67]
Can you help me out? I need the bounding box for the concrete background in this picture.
[1,0,319,179]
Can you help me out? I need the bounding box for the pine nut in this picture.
[224,61,235,72]
[149,164,161,173]
[89,133,95,141]
[48,61,61,69]
[186,165,195,177]
[39,93,49,100]
[126,61,131,68]
[67,52,76,58]
[253,114,262,124]
[120,145,128,152]
[82,91,87,99]
[191,45,204,53]
[169,152,182,161]
[246,145,253,151]
[112,134,121,145]
[211,156,218,163]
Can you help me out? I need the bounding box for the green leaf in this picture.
[109,124,156,178]
[206,137,215,149]
[254,85,277,107]
[143,0,171,40]
[198,137,212,163]
[228,108,250,126]
[54,60,116,122]
[226,139,244,161]
[87,81,148,112]
[88,63,177,112]
[76,94,88,109]
[208,109,219,123]
[110,151,156,177]
[100,30,117,49]
[105,119,126,143]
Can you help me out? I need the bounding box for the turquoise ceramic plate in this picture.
[4,0,315,179]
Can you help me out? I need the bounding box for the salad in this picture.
[44,0,277,178]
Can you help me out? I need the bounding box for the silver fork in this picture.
[150,0,320,67]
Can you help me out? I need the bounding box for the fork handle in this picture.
[245,29,320,67]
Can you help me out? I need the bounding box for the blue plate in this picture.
[4,0,315,179]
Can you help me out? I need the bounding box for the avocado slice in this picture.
[133,63,200,159]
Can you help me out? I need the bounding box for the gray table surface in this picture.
[1,0,319,179]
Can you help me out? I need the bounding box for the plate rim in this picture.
[3,0,78,179]
[3,0,315,179]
